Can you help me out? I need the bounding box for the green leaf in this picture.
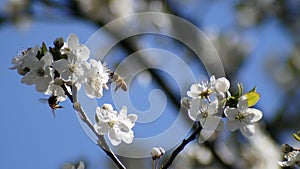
[293,133,300,141]
[244,87,260,107]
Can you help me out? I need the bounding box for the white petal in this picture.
[41,52,53,68]
[52,59,69,73]
[127,114,138,123]
[108,129,122,146]
[21,72,37,85]
[85,85,96,98]
[121,131,134,144]
[248,108,263,122]
[240,124,255,137]
[77,45,90,61]
[67,34,79,50]
[238,96,248,110]
[226,119,241,131]
[224,107,238,119]
[188,98,201,121]
[202,116,222,130]
[198,129,214,143]
[35,76,52,92]
[215,77,230,93]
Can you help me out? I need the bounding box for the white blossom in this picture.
[187,76,230,100]
[85,59,109,98]
[94,104,138,146]
[52,53,89,84]
[151,147,165,160]
[224,96,263,136]
[189,98,221,130]
[21,51,53,92]
[10,45,39,75]
[187,76,216,99]
[60,34,90,62]
[52,34,90,85]
[44,78,67,102]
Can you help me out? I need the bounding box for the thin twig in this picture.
[61,84,126,169]
[161,122,202,169]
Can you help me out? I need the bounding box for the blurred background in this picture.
[1,0,300,168]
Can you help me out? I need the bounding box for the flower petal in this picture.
[248,108,263,122]
[67,34,79,50]
[108,128,122,146]
[240,124,255,137]
[227,119,241,131]
[202,116,222,130]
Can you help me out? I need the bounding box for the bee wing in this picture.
[51,109,56,118]
[39,98,48,104]
[120,83,128,91]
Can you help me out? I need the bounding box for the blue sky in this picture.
[0,1,294,169]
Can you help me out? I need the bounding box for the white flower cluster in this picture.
[185,76,263,137]
[11,34,138,146]
[11,34,109,101]
[94,104,138,146]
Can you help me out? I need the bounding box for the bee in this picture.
[107,70,128,92]
[39,95,63,118]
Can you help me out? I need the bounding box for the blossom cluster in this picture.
[11,34,109,100]
[10,34,137,146]
[185,76,263,137]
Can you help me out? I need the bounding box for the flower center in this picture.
[37,68,45,77]
[69,64,76,73]
[235,113,245,120]
[108,120,116,128]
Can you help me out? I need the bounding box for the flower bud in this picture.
[151,147,165,160]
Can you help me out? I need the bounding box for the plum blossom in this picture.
[52,52,89,84]
[85,59,109,98]
[187,76,230,100]
[52,34,90,84]
[94,104,138,146]
[224,96,263,136]
[44,78,67,102]
[188,98,221,130]
[60,34,90,62]
[21,51,53,92]
[10,46,39,75]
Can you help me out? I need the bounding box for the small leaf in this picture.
[293,133,300,141]
[244,87,260,107]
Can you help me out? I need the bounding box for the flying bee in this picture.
[39,95,63,118]
[107,70,128,92]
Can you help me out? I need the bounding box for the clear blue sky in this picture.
[0,1,292,169]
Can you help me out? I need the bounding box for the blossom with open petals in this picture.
[85,59,109,98]
[224,96,263,136]
[187,76,230,100]
[94,104,138,146]
[60,34,90,62]
[10,46,39,75]
[21,52,53,92]
[52,53,89,84]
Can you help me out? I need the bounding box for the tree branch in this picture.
[161,122,202,169]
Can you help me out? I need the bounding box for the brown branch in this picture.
[161,122,202,169]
